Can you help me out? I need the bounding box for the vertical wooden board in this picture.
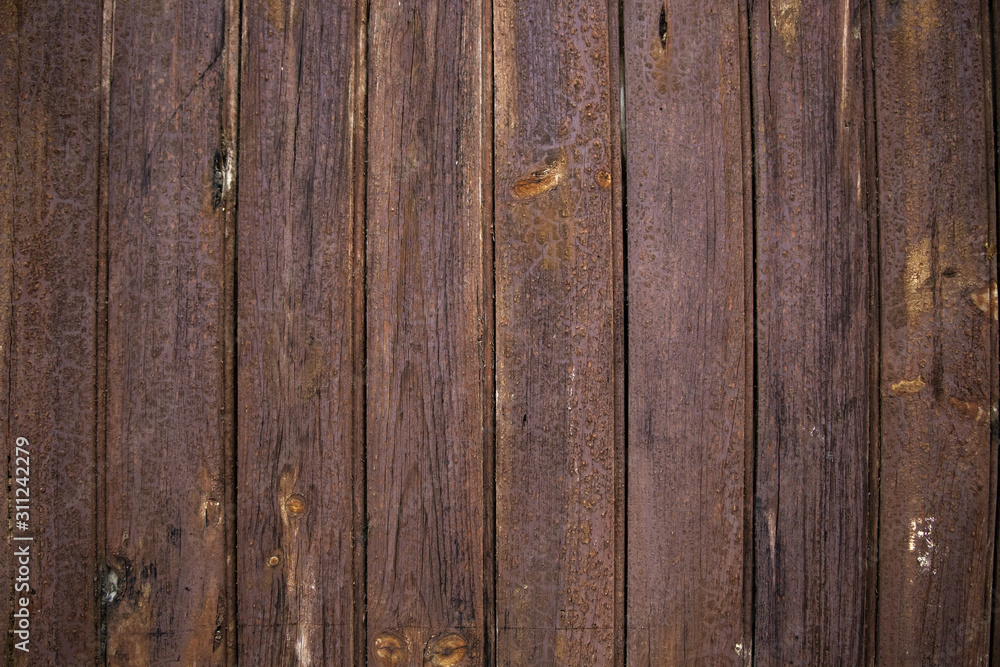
[992,0,1000,660]
[622,0,748,663]
[365,0,488,664]
[105,0,234,663]
[493,0,618,663]
[236,0,360,663]
[873,1,998,662]
[0,8,13,656]
[0,1,101,662]
[750,0,872,663]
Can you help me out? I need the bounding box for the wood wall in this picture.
[1,0,998,664]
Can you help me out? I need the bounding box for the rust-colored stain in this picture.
[424,632,469,666]
[595,170,611,188]
[950,397,985,422]
[512,149,568,200]
[971,281,997,321]
[890,376,926,396]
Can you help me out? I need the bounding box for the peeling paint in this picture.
[890,376,926,396]
[773,0,801,51]
[950,397,985,421]
[909,517,935,573]
[904,238,932,321]
[971,281,997,321]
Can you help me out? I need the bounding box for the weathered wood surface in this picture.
[365,0,489,664]
[236,0,362,663]
[0,1,102,663]
[622,1,750,663]
[873,1,998,662]
[749,0,873,663]
[3,1,1000,663]
[493,0,619,663]
[104,0,235,662]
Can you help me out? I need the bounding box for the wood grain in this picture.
[622,1,749,663]
[749,0,873,663]
[873,1,998,662]
[365,0,489,664]
[493,0,619,663]
[104,0,235,662]
[236,0,362,663]
[0,1,102,662]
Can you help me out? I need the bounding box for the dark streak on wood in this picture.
[873,0,998,662]
[105,0,232,662]
[236,0,360,663]
[0,1,102,663]
[493,0,618,662]
[606,2,625,664]
[860,1,881,664]
[352,1,370,666]
[750,0,872,663]
[736,0,757,662]
[623,1,749,663]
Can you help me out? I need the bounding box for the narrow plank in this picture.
[493,0,618,662]
[607,1,626,662]
[992,0,1000,660]
[873,1,998,662]
[236,0,361,663]
[622,0,749,663]
[0,1,102,662]
[749,0,872,663]
[104,0,235,662]
[365,0,489,662]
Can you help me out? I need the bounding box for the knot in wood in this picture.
[424,632,469,666]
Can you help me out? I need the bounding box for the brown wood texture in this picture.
[104,0,236,662]
[493,0,619,662]
[873,1,999,662]
[0,1,102,663]
[236,0,362,663]
[622,0,750,663]
[7,1,1000,663]
[365,0,489,665]
[750,0,873,663]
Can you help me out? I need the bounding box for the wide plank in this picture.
[104,0,236,662]
[0,1,102,662]
[873,1,998,661]
[365,0,489,664]
[622,0,750,663]
[749,0,873,663]
[493,0,619,662]
[236,0,363,663]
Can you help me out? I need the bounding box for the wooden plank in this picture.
[235,0,362,663]
[365,0,489,663]
[493,0,618,662]
[622,0,749,663]
[0,1,102,662]
[749,0,872,663]
[104,0,235,662]
[872,1,998,662]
